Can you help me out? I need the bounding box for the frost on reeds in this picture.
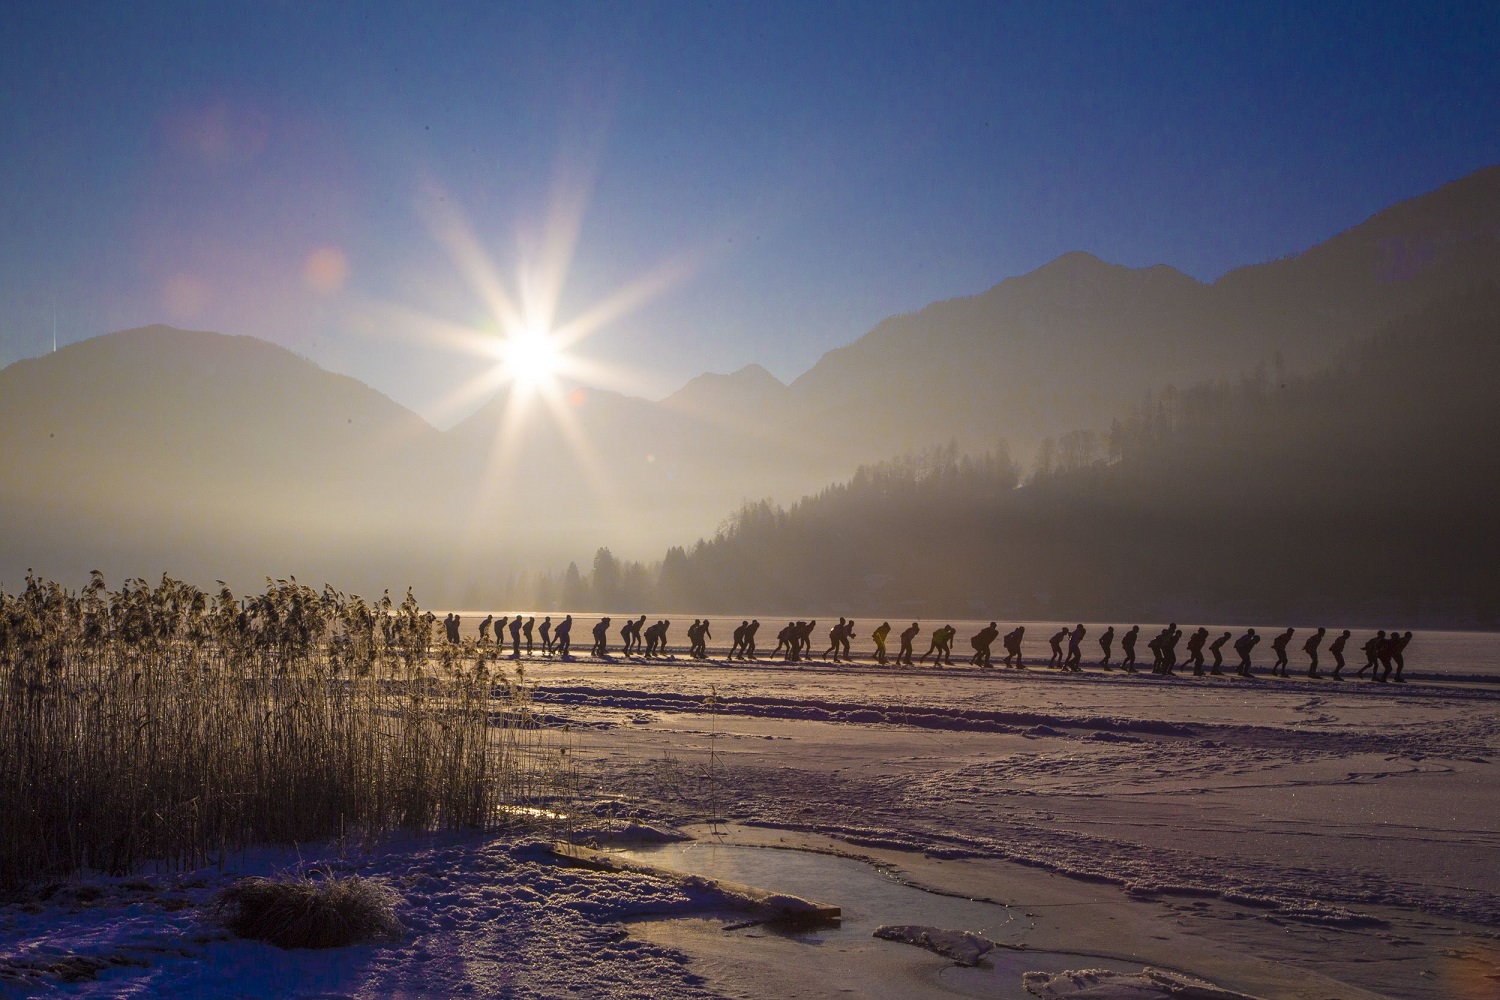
[212,868,402,948]
[0,572,576,893]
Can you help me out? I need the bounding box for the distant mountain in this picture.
[2,167,1497,599]
[778,165,1500,466]
[0,326,446,594]
[661,364,789,429]
[784,252,1216,460]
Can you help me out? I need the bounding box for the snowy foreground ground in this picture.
[4,654,1498,999]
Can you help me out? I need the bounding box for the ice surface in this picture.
[1021,966,1263,998]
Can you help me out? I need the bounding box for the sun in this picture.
[373,178,702,528]
[502,325,561,388]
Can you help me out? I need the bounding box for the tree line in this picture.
[502,288,1500,625]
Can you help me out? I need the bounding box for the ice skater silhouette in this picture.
[1357,631,1385,679]
[1064,624,1085,671]
[919,625,955,666]
[797,621,817,661]
[1120,626,1140,672]
[651,620,672,657]
[1208,631,1231,675]
[1328,629,1350,679]
[1048,628,1067,668]
[1163,624,1182,673]
[1303,627,1325,678]
[1185,627,1209,676]
[1152,624,1181,675]
[590,617,611,657]
[1002,626,1025,668]
[937,625,956,665]
[1376,630,1396,682]
[899,622,920,666]
[825,618,848,662]
[917,626,943,665]
[1391,631,1412,683]
[970,622,998,668]
[773,623,794,660]
[1233,628,1259,677]
[1270,627,1294,677]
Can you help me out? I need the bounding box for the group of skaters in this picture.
[466,612,708,660]
[1046,622,1415,682]
[453,612,1414,682]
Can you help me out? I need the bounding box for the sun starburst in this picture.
[359,176,704,550]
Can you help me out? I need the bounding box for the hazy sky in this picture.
[3,1,1497,424]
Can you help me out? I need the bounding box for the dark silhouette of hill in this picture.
[627,288,1500,625]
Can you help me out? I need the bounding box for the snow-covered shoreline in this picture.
[4,655,1497,998]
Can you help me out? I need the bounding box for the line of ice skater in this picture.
[1097,623,1415,682]
[454,611,1414,681]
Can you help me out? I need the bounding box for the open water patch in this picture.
[616,840,1138,998]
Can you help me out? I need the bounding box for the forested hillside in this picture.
[522,289,1500,625]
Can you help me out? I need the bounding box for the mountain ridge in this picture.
[3,165,1498,598]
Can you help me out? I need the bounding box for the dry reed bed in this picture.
[0,572,574,894]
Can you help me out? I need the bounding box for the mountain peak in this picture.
[660,363,790,421]
[664,364,786,403]
[1036,249,1109,272]
[1006,251,1200,291]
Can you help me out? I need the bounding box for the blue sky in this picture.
[3,1,1497,421]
